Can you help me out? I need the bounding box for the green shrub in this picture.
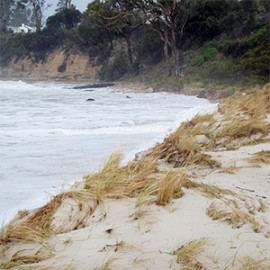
[57,62,66,72]
[46,8,82,30]
[133,26,163,66]
[191,45,217,66]
[202,46,217,61]
[191,55,205,66]
[99,53,130,81]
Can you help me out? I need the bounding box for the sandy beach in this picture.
[0,84,269,270]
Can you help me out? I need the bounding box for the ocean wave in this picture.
[0,124,168,138]
[61,125,168,135]
[0,80,39,91]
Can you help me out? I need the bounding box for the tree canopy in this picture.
[0,0,269,81]
[46,7,82,29]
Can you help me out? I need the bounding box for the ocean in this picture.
[0,80,217,224]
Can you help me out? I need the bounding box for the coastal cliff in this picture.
[1,48,99,81]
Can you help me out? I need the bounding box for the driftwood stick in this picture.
[236,186,255,192]
[235,186,266,199]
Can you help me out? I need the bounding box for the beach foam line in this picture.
[0,124,169,138]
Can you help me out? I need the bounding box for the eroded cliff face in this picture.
[1,49,99,81]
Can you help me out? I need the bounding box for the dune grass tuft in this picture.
[0,222,48,245]
[173,238,208,269]
[240,256,270,270]
[207,201,261,232]
[84,152,158,200]
[0,190,97,243]
[183,179,234,199]
[215,118,269,145]
[215,86,270,148]
[219,84,270,118]
[189,113,216,126]
[156,170,186,205]
[250,151,270,164]
[150,120,219,168]
[0,247,53,269]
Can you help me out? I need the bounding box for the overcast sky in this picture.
[46,0,92,18]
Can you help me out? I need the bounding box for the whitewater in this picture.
[0,80,217,224]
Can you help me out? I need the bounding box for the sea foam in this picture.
[0,80,217,225]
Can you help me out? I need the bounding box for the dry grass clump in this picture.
[219,84,270,118]
[172,238,208,269]
[250,150,270,164]
[215,118,269,144]
[239,257,270,270]
[184,179,234,199]
[0,190,97,244]
[85,152,188,207]
[156,170,186,205]
[0,247,53,269]
[150,119,219,168]
[0,223,47,245]
[189,113,216,126]
[214,85,270,148]
[84,152,131,200]
[192,153,221,168]
[84,152,158,200]
[152,124,200,162]
[207,201,261,232]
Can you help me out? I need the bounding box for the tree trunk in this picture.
[0,0,13,33]
[172,47,183,77]
[171,26,183,77]
[1,17,8,32]
[32,2,42,31]
[66,0,72,9]
[106,30,113,50]
[160,31,172,76]
[125,35,134,71]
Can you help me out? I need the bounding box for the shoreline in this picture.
[0,81,216,227]
[0,83,269,269]
[0,76,225,100]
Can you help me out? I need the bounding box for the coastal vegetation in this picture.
[172,238,208,269]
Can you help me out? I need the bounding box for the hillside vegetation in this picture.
[0,0,269,91]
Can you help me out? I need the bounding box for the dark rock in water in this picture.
[197,90,207,99]
[86,98,95,102]
[73,83,114,89]
[126,95,131,99]
[84,89,95,92]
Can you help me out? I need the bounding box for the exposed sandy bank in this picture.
[0,48,99,81]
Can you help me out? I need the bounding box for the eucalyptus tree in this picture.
[57,0,73,11]
[130,0,194,76]
[46,7,82,29]
[17,0,47,31]
[0,0,16,32]
[85,0,144,70]
[10,4,34,27]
